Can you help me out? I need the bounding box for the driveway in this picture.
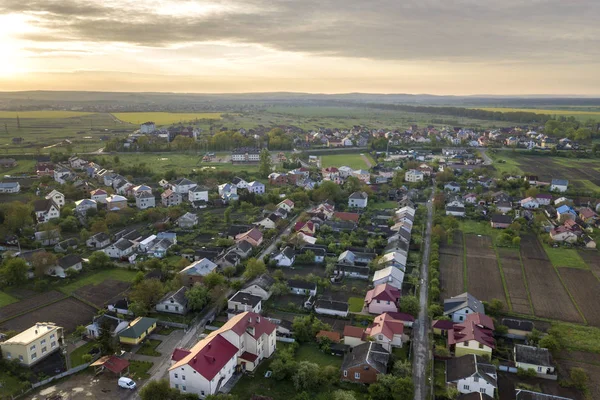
[27,372,137,400]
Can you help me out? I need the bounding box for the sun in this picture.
[0,14,37,76]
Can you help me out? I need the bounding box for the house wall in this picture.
[156,301,187,315]
[119,322,156,345]
[189,191,209,202]
[516,361,555,374]
[455,342,492,359]
[343,336,365,348]
[449,307,476,323]
[315,307,348,318]
[290,287,315,296]
[373,276,404,289]
[348,198,368,208]
[456,376,495,396]
[170,356,237,398]
[242,285,270,300]
[341,364,380,384]
[367,300,398,315]
[1,327,63,366]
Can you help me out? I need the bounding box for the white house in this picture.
[365,313,405,351]
[227,291,262,319]
[156,287,189,315]
[218,183,238,196]
[405,169,424,182]
[338,166,354,178]
[247,181,265,194]
[514,345,555,375]
[172,178,198,195]
[277,199,295,213]
[372,266,404,290]
[314,299,349,317]
[135,192,156,209]
[231,177,249,189]
[169,312,276,397]
[0,182,20,193]
[550,179,568,193]
[348,191,368,208]
[177,212,199,228]
[90,189,108,203]
[288,279,317,296]
[54,167,72,184]
[519,197,539,209]
[103,238,136,259]
[443,292,485,323]
[34,199,60,223]
[140,121,156,134]
[378,252,407,270]
[49,254,83,278]
[242,274,276,300]
[45,190,65,208]
[188,186,209,203]
[86,232,111,249]
[446,354,497,397]
[446,205,466,217]
[272,247,295,267]
[75,199,98,214]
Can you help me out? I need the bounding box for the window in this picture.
[459,316,464,321]
[480,389,486,393]
[51,341,56,348]
[175,306,179,311]
[182,386,186,392]
[175,384,179,389]
[165,305,169,310]
[41,339,46,345]
[201,391,205,396]
[463,385,469,390]
[537,366,543,372]
[19,355,23,361]
[376,300,380,304]
[50,334,55,339]
[354,372,360,379]
[343,370,348,377]
[474,377,479,382]
[30,345,36,351]
[479,343,484,349]
[174,373,178,378]
[182,375,186,380]
[379,335,383,340]
[31,353,37,360]
[42,347,47,354]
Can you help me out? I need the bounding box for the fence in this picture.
[276,337,295,343]
[158,320,188,329]
[31,356,98,389]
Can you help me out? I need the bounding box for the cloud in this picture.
[3,0,600,63]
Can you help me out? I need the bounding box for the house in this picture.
[34,199,60,223]
[268,173,288,186]
[172,178,198,194]
[444,292,485,323]
[140,121,156,133]
[520,197,539,209]
[314,299,349,317]
[103,238,136,259]
[231,176,249,189]
[132,184,152,196]
[316,330,341,343]
[579,207,598,224]
[294,221,316,236]
[272,246,295,267]
[340,342,390,384]
[45,190,65,208]
[189,186,209,203]
[86,314,129,339]
[288,279,317,296]
[364,284,401,314]
[169,312,276,397]
[0,158,17,168]
[54,166,72,184]
[277,199,295,213]
[232,240,253,259]
[75,198,97,214]
[378,251,407,270]
[256,213,281,229]
[550,226,578,243]
[583,235,597,249]
[348,191,368,209]
[231,147,261,162]
[50,254,83,278]
[372,266,404,289]
[108,298,132,315]
[500,318,534,340]
[514,345,555,375]
[235,228,263,247]
[88,188,107,203]
[218,183,238,196]
[405,169,424,182]
[178,212,199,228]
[0,322,64,366]
[353,169,371,183]
[87,232,110,249]
[490,214,512,229]
[136,191,156,209]
[106,195,127,211]
[34,229,61,246]
[343,326,367,347]
[535,194,552,206]
[227,291,262,319]
[446,205,466,217]
[333,211,360,223]
[156,287,189,315]
[338,166,354,178]
[448,313,495,358]
[162,189,182,207]
[335,264,370,280]
[179,258,219,287]
[446,354,497,398]
[551,179,568,193]
[247,181,265,194]
[365,313,404,351]
[0,181,20,193]
[242,274,276,300]
[118,317,157,345]
[445,182,461,192]
[495,201,512,213]
[54,238,78,253]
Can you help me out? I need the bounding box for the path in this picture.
[479,149,493,165]
[360,153,373,168]
[413,188,434,400]
[257,209,307,261]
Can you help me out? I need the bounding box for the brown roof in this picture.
[343,325,366,339]
[316,330,341,343]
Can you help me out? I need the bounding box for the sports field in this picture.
[320,153,374,170]
[112,112,223,125]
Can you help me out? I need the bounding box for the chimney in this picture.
[193,356,197,363]
[208,343,212,350]
[257,316,260,323]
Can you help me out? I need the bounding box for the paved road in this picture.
[479,148,493,165]
[413,190,435,400]
[257,210,306,261]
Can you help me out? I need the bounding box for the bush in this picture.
[517,367,538,378]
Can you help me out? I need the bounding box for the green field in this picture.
[295,343,343,368]
[544,245,589,269]
[59,269,138,294]
[474,107,600,120]
[112,112,223,125]
[320,153,373,170]
[0,291,18,307]
[0,111,94,119]
[551,322,600,353]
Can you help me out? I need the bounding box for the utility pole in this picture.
[16,114,20,129]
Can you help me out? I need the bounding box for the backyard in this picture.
[70,341,98,367]
[136,339,162,357]
[58,269,139,295]
[348,297,364,313]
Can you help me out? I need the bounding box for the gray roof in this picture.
[173,178,196,186]
[287,279,316,291]
[279,246,295,259]
[341,342,389,374]
[114,238,134,251]
[90,232,110,242]
[349,191,368,200]
[58,254,82,268]
[444,292,484,315]
[235,240,253,253]
[515,345,553,367]
[160,286,188,306]
[446,205,466,212]
[501,318,534,332]
[0,182,19,188]
[446,354,497,387]
[491,214,512,224]
[230,291,262,307]
[551,179,569,186]
[515,390,572,400]
[244,274,276,291]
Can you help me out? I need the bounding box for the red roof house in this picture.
[365,313,405,351]
[364,284,401,315]
[235,228,263,247]
[448,313,495,357]
[294,220,316,236]
[333,212,360,223]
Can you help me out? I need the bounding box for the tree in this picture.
[1,201,33,233]
[205,395,238,400]
[485,298,504,317]
[392,359,412,377]
[88,251,113,270]
[399,295,419,316]
[31,251,57,278]
[271,281,289,296]
[539,335,561,353]
[129,301,148,317]
[331,390,357,400]
[570,367,588,390]
[368,375,414,400]
[258,148,273,178]
[131,279,165,309]
[526,329,542,346]
[243,258,266,280]
[97,319,115,355]
[203,271,226,289]
[185,285,210,311]
[59,216,78,232]
[292,315,331,343]
[512,236,521,246]
[0,258,29,286]
[139,379,181,400]
[90,220,108,234]
[292,361,321,391]
[224,207,232,224]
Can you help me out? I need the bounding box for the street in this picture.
[257,209,306,261]
[412,190,434,400]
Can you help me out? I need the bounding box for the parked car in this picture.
[118,377,136,390]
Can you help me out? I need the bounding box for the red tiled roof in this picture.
[227,312,276,339]
[448,313,495,349]
[237,228,263,242]
[366,313,404,340]
[186,334,238,380]
[103,356,130,374]
[333,212,360,223]
[281,199,294,207]
[432,320,455,331]
[343,325,365,339]
[580,207,597,219]
[171,348,191,362]
[386,312,415,322]
[365,284,401,304]
[240,351,259,362]
[316,330,341,343]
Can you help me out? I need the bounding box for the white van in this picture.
[118,377,136,390]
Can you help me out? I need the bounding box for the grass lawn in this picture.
[59,269,138,294]
[155,325,181,336]
[296,343,343,368]
[543,245,589,269]
[551,322,600,353]
[459,220,497,238]
[369,200,398,210]
[112,112,223,125]
[70,341,98,367]
[0,371,30,398]
[433,360,448,398]
[136,339,162,357]
[392,346,408,360]
[320,153,373,170]
[348,297,364,313]
[128,360,153,380]
[0,291,18,307]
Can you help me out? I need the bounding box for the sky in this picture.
[1,0,600,95]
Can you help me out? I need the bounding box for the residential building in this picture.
[231,147,261,163]
[45,190,65,208]
[446,354,497,398]
[136,191,155,209]
[86,232,110,249]
[444,292,485,323]
[288,279,317,296]
[177,212,199,228]
[490,214,512,229]
[169,312,276,397]
[445,182,461,192]
[514,345,555,375]
[448,313,495,358]
[172,178,198,194]
[188,186,209,203]
[50,254,83,278]
[118,317,157,345]
[162,189,183,207]
[227,291,262,319]
[140,121,156,133]
[90,188,108,203]
[446,205,466,217]
[549,226,578,243]
[343,325,367,347]
[348,191,368,208]
[0,322,64,366]
[231,177,249,189]
[314,299,349,317]
[535,194,552,206]
[106,195,128,211]
[551,179,568,193]
[364,284,401,314]
[247,181,265,194]
[242,274,276,300]
[520,197,539,209]
[179,258,219,287]
[0,181,20,193]
[156,287,189,315]
[405,169,424,182]
[75,198,97,214]
[33,199,60,223]
[272,247,295,267]
[365,313,404,351]
[372,266,404,290]
[277,199,295,213]
[340,342,390,384]
[235,228,263,247]
[103,238,136,259]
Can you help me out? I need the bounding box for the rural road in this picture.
[412,188,434,400]
[479,149,493,165]
[360,153,373,168]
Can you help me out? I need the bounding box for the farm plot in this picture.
[73,279,131,308]
[439,231,465,299]
[578,251,600,278]
[0,291,66,321]
[558,269,600,327]
[497,249,532,315]
[0,298,96,333]
[520,236,582,323]
[465,235,507,306]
